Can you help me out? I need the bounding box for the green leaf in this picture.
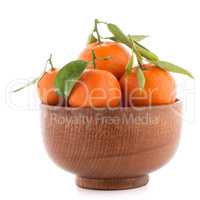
[106,23,158,62]
[12,77,39,92]
[152,60,194,79]
[130,39,143,68]
[101,36,116,41]
[104,35,148,42]
[108,34,158,61]
[107,23,130,45]
[126,52,134,75]
[87,34,97,44]
[134,41,159,61]
[136,67,145,89]
[55,60,88,97]
[127,35,158,61]
[134,41,149,51]
[129,35,149,42]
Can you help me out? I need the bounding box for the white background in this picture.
[0,0,200,199]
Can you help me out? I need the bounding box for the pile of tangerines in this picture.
[15,19,193,108]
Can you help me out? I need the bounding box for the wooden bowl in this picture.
[41,100,182,190]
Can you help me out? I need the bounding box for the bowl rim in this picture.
[41,99,182,111]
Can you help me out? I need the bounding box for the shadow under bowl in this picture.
[40,100,182,190]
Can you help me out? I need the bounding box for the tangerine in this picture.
[68,69,121,107]
[79,41,130,79]
[37,69,61,105]
[120,64,176,106]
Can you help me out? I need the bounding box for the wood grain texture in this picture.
[41,100,182,190]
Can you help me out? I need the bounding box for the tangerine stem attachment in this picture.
[92,50,96,69]
[48,54,54,70]
[94,19,101,44]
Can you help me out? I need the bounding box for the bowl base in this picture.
[76,175,149,190]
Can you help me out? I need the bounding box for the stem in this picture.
[92,50,96,69]
[94,19,101,44]
[42,54,55,76]
[129,35,144,70]
[12,77,39,93]
[12,54,55,93]
[48,54,54,70]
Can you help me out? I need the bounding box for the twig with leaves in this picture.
[12,54,55,92]
[89,19,193,80]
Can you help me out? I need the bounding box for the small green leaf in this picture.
[136,67,145,89]
[130,38,146,89]
[102,36,116,41]
[129,35,149,42]
[104,35,148,42]
[134,41,159,61]
[12,77,39,92]
[106,23,158,62]
[130,39,143,68]
[152,60,194,79]
[87,34,97,44]
[107,23,130,45]
[126,52,134,75]
[108,34,158,61]
[55,60,88,97]
[134,41,149,51]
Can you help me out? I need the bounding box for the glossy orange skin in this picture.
[37,69,61,105]
[120,64,176,106]
[68,69,121,107]
[79,42,130,79]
